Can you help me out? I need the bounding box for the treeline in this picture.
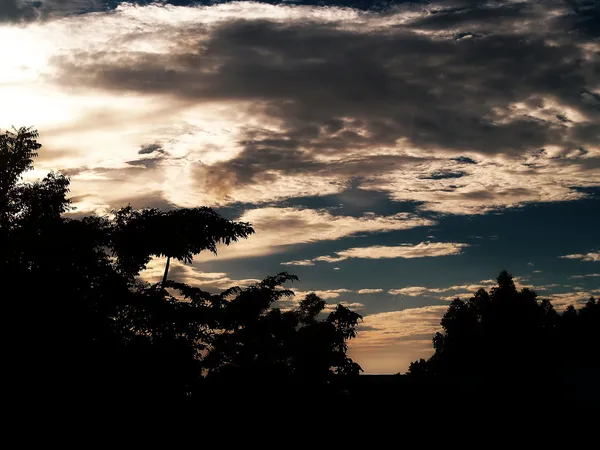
[2,128,598,408]
[409,271,599,380]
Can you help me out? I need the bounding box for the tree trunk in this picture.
[161,256,171,288]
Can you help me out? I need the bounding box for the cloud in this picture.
[389,286,438,297]
[281,259,316,266]
[196,208,433,261]
[139,257,261,290]
[547,291,598,310]
[0,0,106,23]
[55,4,591,160]
[569,273,600,279]
[323,301,364,312]
[0,0,40,23]
[351,280,599,372]
[337,242,469,260]
[290,288,352,300]
[278,288,360,309]
[352,305,446,348]
[349,305,447,373]
[283,241,468,265]
[2,1,596,217]
[138,143,165,155]
[560,252,600,262]
[388,279,497,298]
[357,288,384,294]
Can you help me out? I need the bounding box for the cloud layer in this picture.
[2,1,598,217]
[349,305,447,373]
[282,241,468,265]
[561,251,600,262]
[199,208,433,259]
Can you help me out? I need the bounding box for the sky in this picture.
[1,0,599,373]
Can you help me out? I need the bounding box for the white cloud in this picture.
[561,252,600,262]
[363,154,600,215]
[357,288,384,294]
[201,208,433,260]
[323,302,365,312]
[278,290,361,310]
[338,242,469,260]
[388,286,434,297]
[281,259,315,266]
[139,257,260,290]
[290,288,352,300]
[388,283,487,298]
[283,241,467,266]
[387,280,501,299]
[569,273,600,279]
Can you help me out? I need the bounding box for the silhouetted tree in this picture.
[408,271,600,383]
[163,275,363,400]
[2,127,362,404]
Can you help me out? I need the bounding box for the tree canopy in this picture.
[2,127,363,405]
[408,270,599,382]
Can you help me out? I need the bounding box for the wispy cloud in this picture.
[278,289,361,310]
[357,288,384,294]
[547,291,598,310]
[283,242,468,266]
[349,305,447,373]
[290,288,352,300]
[352,306,446,348]
[323,302,364,312]
[388,286,438,297]
[197,208,433,260]
[569,273,600,279]
[561,252,600,262]
[140,257,261,290]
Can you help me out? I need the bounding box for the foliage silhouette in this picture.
[2,127,363,404]
[4,127,597,409]
[407,271,599,386]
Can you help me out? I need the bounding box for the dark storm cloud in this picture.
[200,139,428,193]
[559,0,600,38]
[125,156,165,169]
[452,156,478,165]
[0,0,40,22]
[408,1,532,30]
[422,171,467,180]
[56,22,590,149]
[0,1,107,22]
[49,1,600,196]
[138,143,165,155]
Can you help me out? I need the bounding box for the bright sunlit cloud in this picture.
[282,242,469,265]
[560,252,600,262]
